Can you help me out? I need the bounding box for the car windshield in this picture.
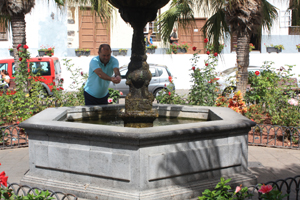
[222,67,237,75]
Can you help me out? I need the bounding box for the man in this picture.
[170,27,179,44]
[84,44,121,105]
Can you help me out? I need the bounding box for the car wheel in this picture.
[222,86,236,98]
[38,88,48,99]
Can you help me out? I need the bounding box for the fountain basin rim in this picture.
[19,104,255,143]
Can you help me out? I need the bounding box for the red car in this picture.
[0,57,62,95]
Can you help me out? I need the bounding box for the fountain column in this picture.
[114,6,163,127]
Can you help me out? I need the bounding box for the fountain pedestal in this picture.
[20,105,257,199]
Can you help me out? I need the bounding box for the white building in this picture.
[0,0,299,90]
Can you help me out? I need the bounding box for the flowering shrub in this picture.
[245,62,300,127]
[198,177,252,200]
[187,38,220,106]
[156,82,186,104]
[258,184,288,199]
[296,44,300,49]
[228,91,247,114]
[108,88,121,104]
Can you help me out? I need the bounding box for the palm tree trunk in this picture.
[11,13,27,90]
[236,32,250,96]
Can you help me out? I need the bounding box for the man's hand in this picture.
[112,75,121,84]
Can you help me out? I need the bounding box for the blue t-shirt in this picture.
[84,55,119,98]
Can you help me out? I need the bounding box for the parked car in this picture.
[216,65,300,97]
[216,66,264,97]
[0,57,63,95]
[109,64,175,97]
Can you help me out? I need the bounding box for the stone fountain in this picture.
[108,0,170,128]
[19,0,257,199]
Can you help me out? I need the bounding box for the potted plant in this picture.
[249,43,255,52]
[84,49,90,56]
[75,48,84,57]
[296,44,300,52]
[8,48,13,57]
[146,44,157,54]
[170,43,179,54]
[207,43,224,53]
[265,44,284,53]
[38,46,55,57]
[112,48,128,56]
[180,42,189,53]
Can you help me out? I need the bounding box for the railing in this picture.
[248,124,300,149]
[5,183,77,200]
[247,175,300,199]
[0,124,28,149]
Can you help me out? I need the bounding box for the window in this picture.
[0,63,8,72]
[149,67,156,77]
[54,60,61,74]
[280,10,292,28]
[31,62,51,76]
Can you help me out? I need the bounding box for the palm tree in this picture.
[157,0,278,96]
[0,0,112,89]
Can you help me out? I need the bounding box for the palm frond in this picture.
[157,0,195,44]
[201,9,229,51]
[261,0,278,32]
[67,0,114,23]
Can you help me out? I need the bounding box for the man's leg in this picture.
[84,91,109,105]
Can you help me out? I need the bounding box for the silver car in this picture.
[109,64,175,97]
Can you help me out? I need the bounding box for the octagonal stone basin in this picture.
[20,104,256,200]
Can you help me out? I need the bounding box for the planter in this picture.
[120,50,127,56]
[146,49,155,54]
[298,48,300,52]
[181,48,187,53]
[112,50,127,56]
[38,51,46,57]
[75,51,84,57]
[9,50,13,57]
[84,51,90,56]
[266,47,282,53]
[177,48,182,53]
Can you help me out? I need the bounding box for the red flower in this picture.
[251,119,255,122]
[19,57,22,61]
[60,78,64,82]
[204,38,208,43]
[23,45,28,49]
[48,48,52,50]
[255,71,260,76]
[168,91,171,96]
[168,76,172,83]
[56,88,60,91]
[205,63,208,66]
[0,171,8,187]
[59,87,64,90]
[51,53,54,55]
[214,52,218,57]
[17,44,22,49]
[81,71,83,76]
[192,67,195,71]
[192,46,197,51]
[206,51,210,55]
[258,184,273,194]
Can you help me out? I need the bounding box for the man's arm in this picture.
[113,68,121,84]
[94,68,114,81]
